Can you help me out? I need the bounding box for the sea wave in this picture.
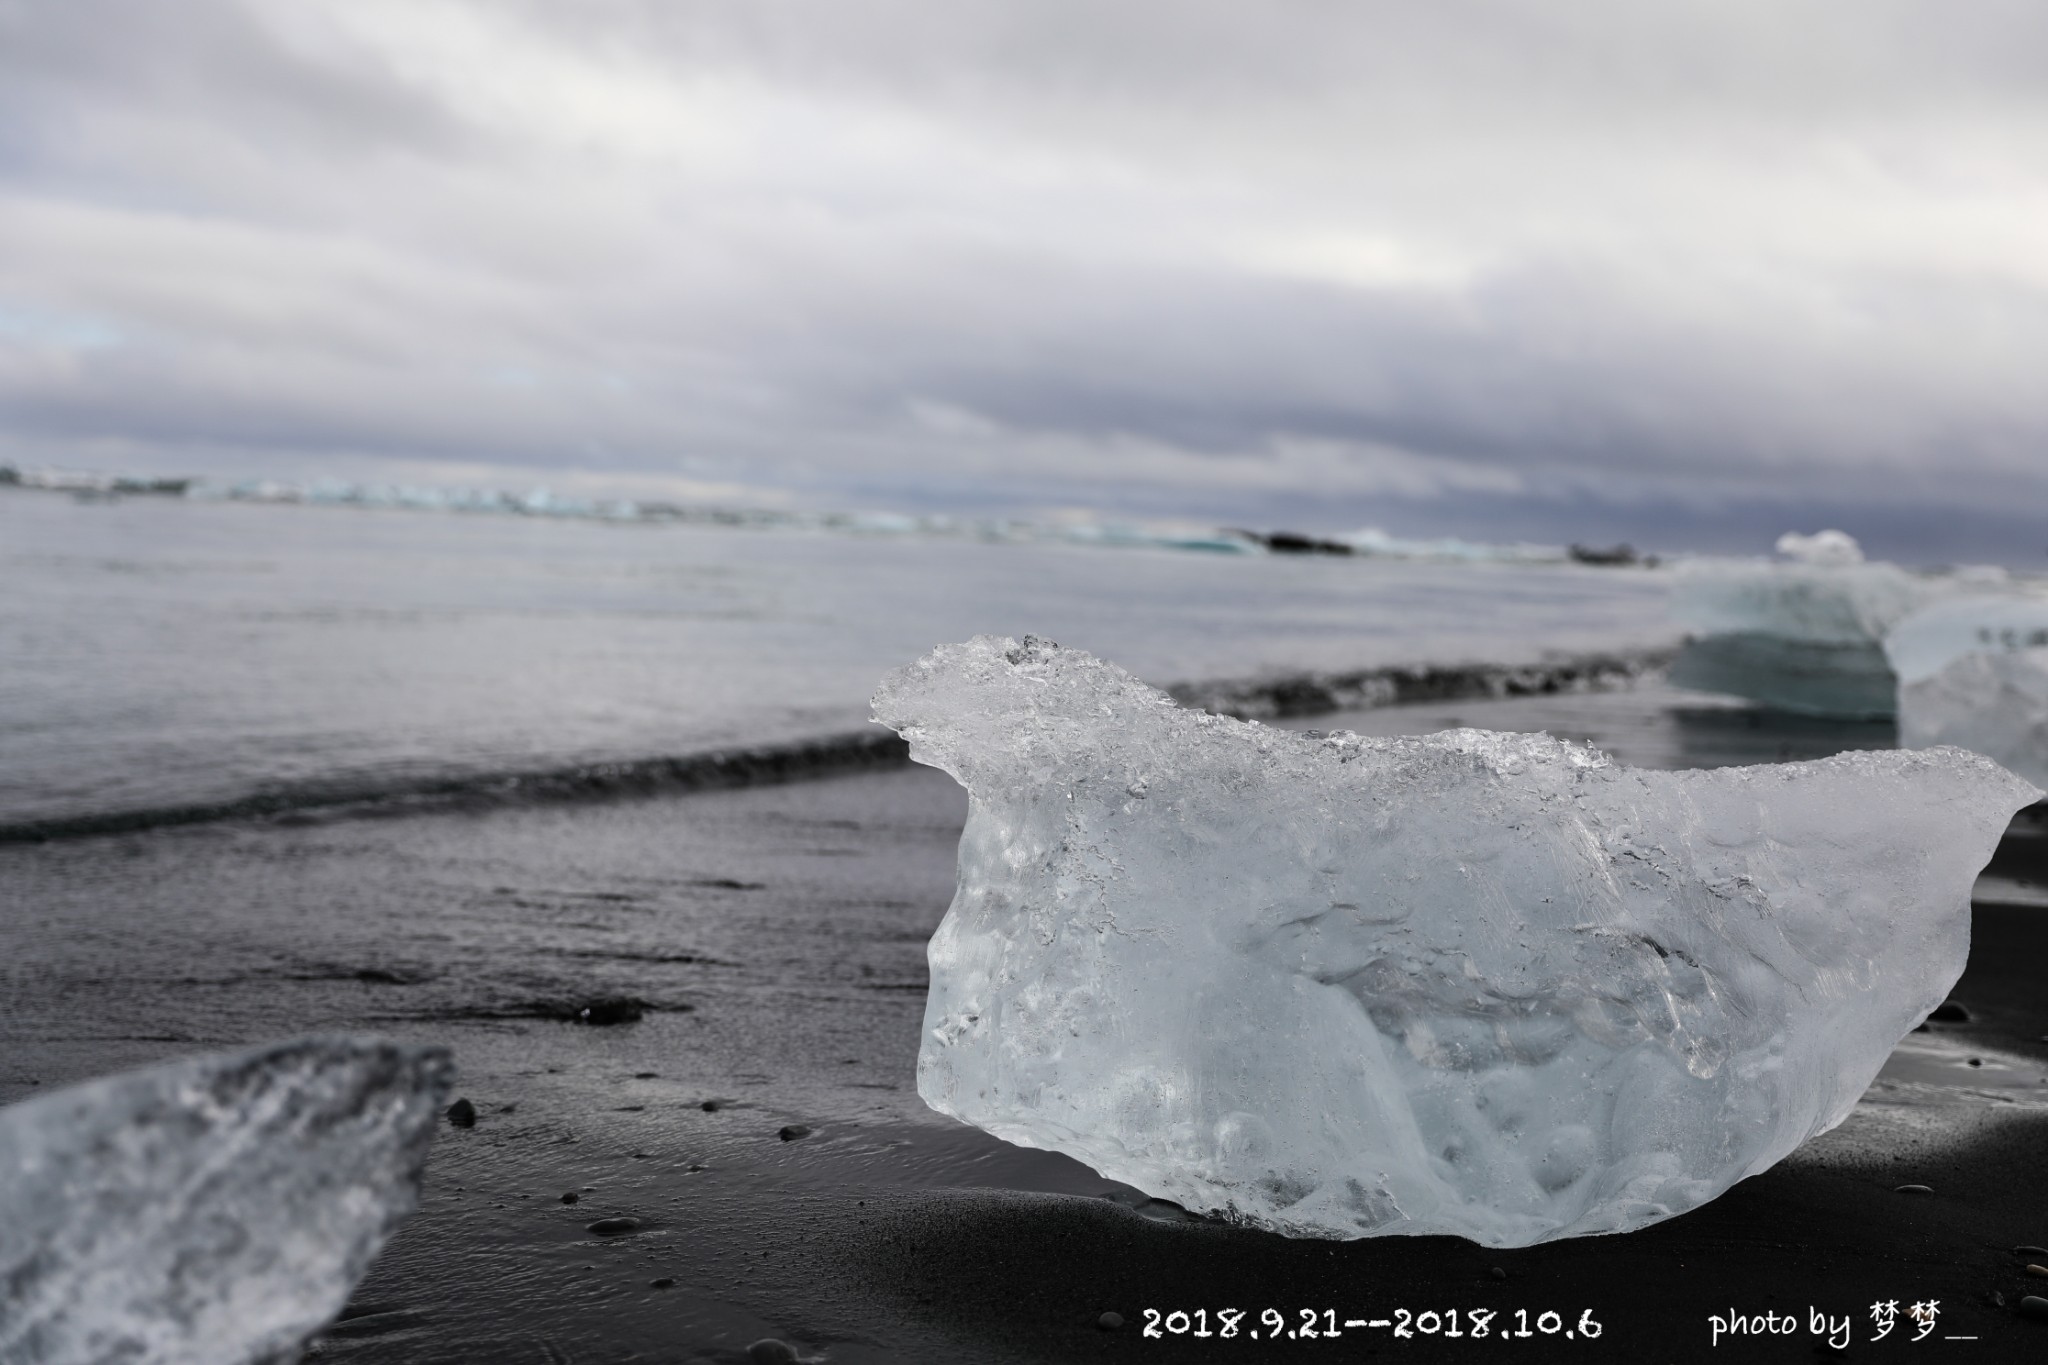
[3,463,1625,566]
[1169,647,1674,719]
[0,649,1674,844]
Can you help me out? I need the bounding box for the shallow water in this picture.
[0,488,1675,828]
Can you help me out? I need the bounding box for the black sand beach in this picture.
[4,685,2045,1362]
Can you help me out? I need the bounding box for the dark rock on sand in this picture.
[320,1308,431,1339]
[1260,531,1355,556]
[560,1192,579,1204]
[445,1097,477,1128]
[2021,1295,2048,1322]
[747,1339,798,1364]
[573,997,649,1025]
[396,996,674,1025]
[778,1124,812,1141]
[1490,1267,1508,1280]
[649,1277,675,1289]
[1929,1000,1973,1022]
[586,1217,641,1236]
[1097,1312,1124,1330]
[2017,1245,2048,1256]
[1568,543,1640,566]
[1893,1184,1934,1194]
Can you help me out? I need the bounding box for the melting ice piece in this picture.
[1887,594,2048,789]
[873,636,2039,1246]
[1772,529,1865,566]
[1666,544,1960,716]
[0,1037,451,1364]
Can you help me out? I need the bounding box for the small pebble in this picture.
[1928,1000,1972,1023]
[2016,1246,2048,1256]
[1490,1267,1508,1281]
[2028,1265,2048,1279]
[1097,1311,1124,1330]
[2022,1296,2048,1323]
[560,1193,579,1205]
[634,1071,659,1079]
[747,1340,798,1365]
[649,1277,675,1289]
[586,1217,641,1237]
[445,1098,477,1128]
[701,1101,722,1112]
[778,1124,812,1142]
[1968,1058,1983,1067]
[1893,1184,1933,1194]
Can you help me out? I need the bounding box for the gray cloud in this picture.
[0,0,2044,560]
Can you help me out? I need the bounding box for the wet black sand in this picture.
[3,686,2045,1362]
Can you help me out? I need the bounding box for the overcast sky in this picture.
[2,1,2044,559]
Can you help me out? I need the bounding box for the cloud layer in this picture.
[2,0,2044,558]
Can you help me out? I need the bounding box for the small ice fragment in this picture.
[1887,593,2048,789]
[1773,529,1865,566]
[0,1037,451,1364]
[872,636,2038,1246]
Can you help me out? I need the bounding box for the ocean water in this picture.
[0,489,1677,830]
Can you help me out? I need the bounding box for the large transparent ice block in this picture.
[874,636,2037,1246]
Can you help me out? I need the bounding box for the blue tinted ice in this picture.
[1666,536,1955,716]
[1888,593,2048,789]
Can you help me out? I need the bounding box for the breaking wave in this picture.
[5,463,1616,566]
[0,649,1673,844]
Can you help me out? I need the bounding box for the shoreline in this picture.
[0,647,1679,846]
[3,692,2044,1361]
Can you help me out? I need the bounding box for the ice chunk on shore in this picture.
[1773,528,1865,566]
[1887,594,2048,789]
[1667,546,1956,716]
[0,1037,451,1364]
[873,636,2037,1246]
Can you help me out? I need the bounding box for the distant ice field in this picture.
[0,489,1676,830]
